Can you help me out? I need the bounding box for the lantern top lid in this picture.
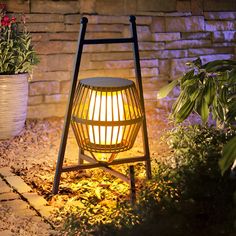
[79,77,134,91]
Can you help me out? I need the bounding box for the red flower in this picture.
[11,17,16,23]
[3,15,10,21]
[1,19,6,26]
[1,15,10,26]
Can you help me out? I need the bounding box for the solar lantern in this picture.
[53,16,152,197]
[71,77,144,162]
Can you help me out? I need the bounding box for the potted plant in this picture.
[0,4,38,139]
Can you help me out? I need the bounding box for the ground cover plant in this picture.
[57,125,236,236]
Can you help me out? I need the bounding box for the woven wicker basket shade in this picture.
[0,73,28,139]
[71,77,144,154]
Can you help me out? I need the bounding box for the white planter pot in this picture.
[0,73,29,139]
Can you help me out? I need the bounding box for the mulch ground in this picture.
[0,110,174,233]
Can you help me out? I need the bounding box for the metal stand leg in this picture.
[52,17,88,194]
[129,165,136,206]
[78,149,84,165]
[129,16,152,179]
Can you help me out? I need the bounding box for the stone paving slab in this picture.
[0,230,13,236]
[0,192,19,201]
[0,167,15,177]
[1,199,37,217]
[38,205,55,219]
[5,176,32,193]
[22,192,48,210]
[0,179,11,193]
[0,167,56,234]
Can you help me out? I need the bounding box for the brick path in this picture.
[0,167,57,236]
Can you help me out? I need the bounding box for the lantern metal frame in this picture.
[53,15,152,194]
[71,77,144,158]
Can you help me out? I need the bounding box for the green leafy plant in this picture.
[157,58,236,126]
[157,58,236,176]
[165,125,236,235]
[0,4,38,75]
[60,125,236,236]
[166,125,236,177]
[219,135,236,175]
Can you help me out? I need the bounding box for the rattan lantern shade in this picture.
[71,77,144,154]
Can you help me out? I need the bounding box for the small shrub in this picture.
[166,125,236,235]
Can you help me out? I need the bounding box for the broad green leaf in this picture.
[190,88,201,102]
[217,71,229,82]
[219,136,236,175]
[204,77,215,105]
[182,78,197,87]
[174,100,195,123]
[214,101,224,122]
[219,86,228,104]
[194,89,204,113]
[200,98,209,123]
[172,92,187,113]
[157,79,179,99]
[204,60,236,72]
[180,69,194,86]
[226,101,236,123]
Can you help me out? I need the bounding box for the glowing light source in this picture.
[89,91,124,145]
[71,77,143,158]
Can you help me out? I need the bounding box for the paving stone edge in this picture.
[0,167,56,229]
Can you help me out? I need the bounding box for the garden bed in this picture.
[1,111,236,236]
[0,111,171,233]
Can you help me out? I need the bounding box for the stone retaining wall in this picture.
[5,0,236,118]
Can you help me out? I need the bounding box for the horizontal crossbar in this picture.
[81,154,147,165]
[61,153,137,183]
[61,155,146,171]
[83,37,134,45]
[61,154,147,183]
[71,116,143,126]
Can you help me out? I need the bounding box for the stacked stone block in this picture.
[4,0,236,118]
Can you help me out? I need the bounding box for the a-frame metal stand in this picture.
[52,15,151,194]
